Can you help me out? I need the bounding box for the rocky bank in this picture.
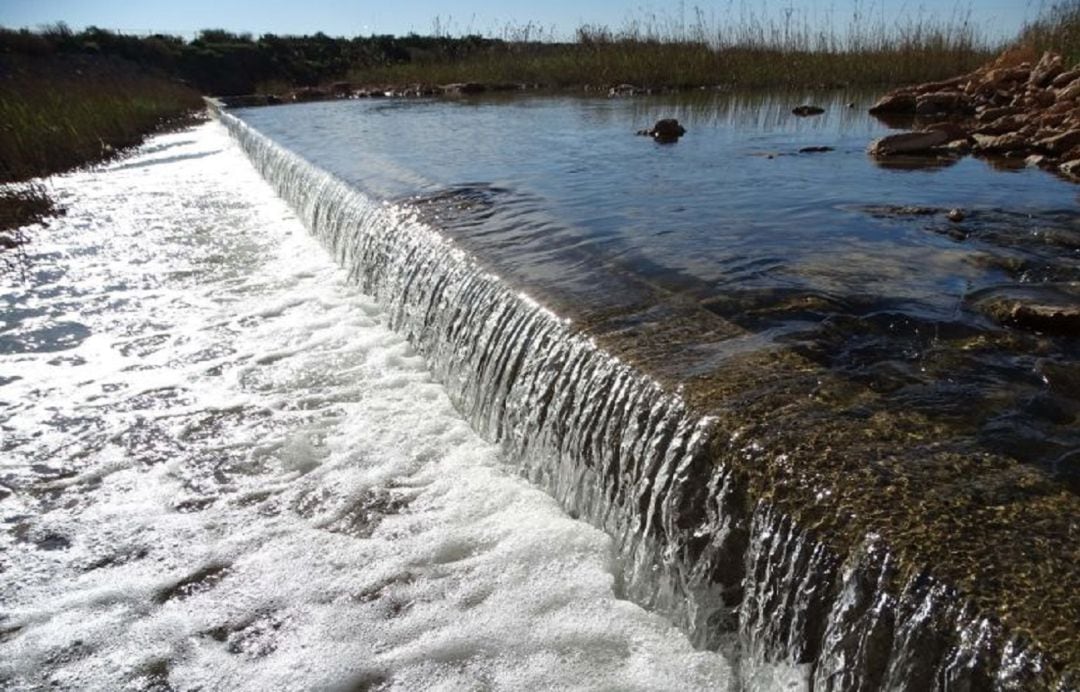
[867,48,1080,181]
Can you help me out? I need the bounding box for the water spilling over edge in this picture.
[212,102,1077,690]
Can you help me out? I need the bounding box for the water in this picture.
[235,92,1080,480]
[223,92,1079,690]
[4,91,1077,690]
[0,124,734,690]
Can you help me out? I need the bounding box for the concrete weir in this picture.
[210,99,1079,690]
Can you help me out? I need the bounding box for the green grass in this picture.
[0,55,204,184]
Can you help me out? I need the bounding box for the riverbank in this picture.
[0,54,202,239]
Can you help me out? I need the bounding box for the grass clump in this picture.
[0,54,204,183]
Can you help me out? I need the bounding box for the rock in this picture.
[976,105,1025,122]
[609,83,645,97]
[974,114,1028,136]
[867,130,949,156]
[638,118,686,142]
[1036,129,1080,155]
[947,209,966,223]
[440,83,486,95]
[1029,51,1065,88]
[1057,81,1080,102]
[971,285,1080,336]
[868,92,916,114]
[925,122,971,142]
[792,105,825,117]
[799,146,834,153]
[1061,159,1080,179]
[0,233,22,250]
[915,91,972,116]
[1052,69,1080,89]
[973,132,1029,154]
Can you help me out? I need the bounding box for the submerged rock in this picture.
[792,105,825,117]
[638,119,686,143]
[971,284,1080,336]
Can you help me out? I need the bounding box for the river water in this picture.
[3,90,1078,691]
[0,123,737,690]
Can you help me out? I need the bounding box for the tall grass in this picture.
[0,55,203,183]
[1020,1,1080,64]
[346,7,993,89]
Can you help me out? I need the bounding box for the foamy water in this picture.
[0,122,733,690]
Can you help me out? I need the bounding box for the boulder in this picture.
[1036,130,1080,155]
[1061,159,1080,179]
[973,132,1030,154]
[972,285,1080,336]
[1052,69,1080,89]
[440,83,486,95]
[1057,81,1080,102]
[867,130,949,156]
[976,105,1025,122]
[792,105,825,117]
[915,91,972,116]
[1029,51,1065,88]
[638,118,686,142]
[868,92,916,114]
[974,114,1028,136]
[609,83,646,97]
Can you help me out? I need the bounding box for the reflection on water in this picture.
[237,92,1080,486]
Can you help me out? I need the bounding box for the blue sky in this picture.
[0,1,1047,42]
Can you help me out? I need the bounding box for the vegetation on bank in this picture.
[0,52,201,239]
[0,55,203,183]
[1021,0,1080,64]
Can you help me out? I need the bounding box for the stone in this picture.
[1061,159,1080,179]
[609,83,645,97]
[915,91,972,115]
[974,115,1028,136]
[639,118,686,142]
[440,83,486,95]
[925,122,971,142]
[868,92,916,114]
[1029,51,1065,88]
[799,146,834,153]
[1057,81,1080,102]
[1052,69,1080,89]
[947,208,966,222]
[867,130,949,156]
[1036,130,1080,155]
[972,285,1080,336]
[792,105,825,116]
[973,132,1029,154]
[976,105,1025,122]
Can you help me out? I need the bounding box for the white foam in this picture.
[0,123,733,690]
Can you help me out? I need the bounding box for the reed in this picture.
[346,9,993,89]
[1020,1,1080,63]
[0,55,203,184]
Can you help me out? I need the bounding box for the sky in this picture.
[0,1,1051,42]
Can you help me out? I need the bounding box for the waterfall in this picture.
[211,104,1070,691]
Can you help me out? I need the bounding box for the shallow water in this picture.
[238,92,1080,482]
[0,123,738,690]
